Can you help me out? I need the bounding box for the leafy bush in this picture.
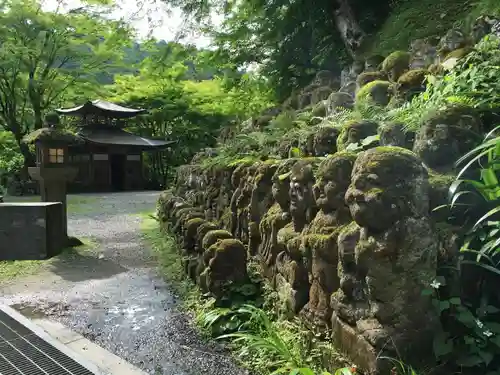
[0,131,24,193]
[428,126,500,371]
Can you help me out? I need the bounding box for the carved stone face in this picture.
[338,121,379,151]
[289,161,316,230]
[313,127,340,157]
[272,161,296,211]
[472,15,500,43]
[438,29,466,55]
[345,147,428,231]
[379,122,415,149]
[409,38,438,70]
[314,154,356,212]
[413,107,482,170]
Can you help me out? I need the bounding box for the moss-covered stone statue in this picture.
[198,238,248,300]
[236,164,258,245]
[258,159,297,277]
[471,15,500,43]
[355,71,387,91]
[299,152,357,328]
[248,162,279,255]
[337,120,379,151]
[437,28,468,61]
[331,147,438,373]
[413,106,483,172]
[381,51,411,81]
[355,80,392,108]
[325,92,354,116]
[229,164,251,237]
[378,122,415,149]
[312,126,340,157]
[275,159,320,314]
[364,55,385,72]
[409,37,439,70]
[395,69,428,101]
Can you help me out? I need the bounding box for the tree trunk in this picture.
[334,0,365,57]
[15,137,36,180]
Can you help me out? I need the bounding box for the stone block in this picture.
[0,202,64,260]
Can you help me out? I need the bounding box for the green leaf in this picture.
[439,300,451,312]
[433,332,453,357]
[449,297,461,305]
[486,322,500,333]
[478,350,494,366]
[485,305,500,314]
[457,354,485,367]
[456,306,476,326]
[421,288,433,296]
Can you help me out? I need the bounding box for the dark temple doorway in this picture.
[110,154,126,191]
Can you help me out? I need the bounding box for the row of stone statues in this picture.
[159,145,447,373]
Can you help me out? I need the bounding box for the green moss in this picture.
[381,51,411,80]
[364,0,476,56]
[337,119,380,151]
[23,127,83,144]
[396,69,429,100]
[397,69,429,86]
[444,46,473,61]
[428,171,456,188]
[214,238,243,252]
[356,71,387,89]
[372,145,416,156]
[355,80,393,108]
[202,229,233,251]
[365,55,385,69]
[428,63,444,75]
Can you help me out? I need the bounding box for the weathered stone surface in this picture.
[413,105,483,172]
[337,120,379,151]
[326,92,354,116]
[331,147,438,373]
[0,202,65,260]
[409,38,439,69]
[299,153,356,328]
[274,159,320,314]
[378,122,415,149]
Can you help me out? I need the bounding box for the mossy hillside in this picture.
[364,0,496,56]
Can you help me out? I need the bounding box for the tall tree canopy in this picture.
[163,0,393,101]
[0,0,131,167]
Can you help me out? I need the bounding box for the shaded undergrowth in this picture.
[140,213,347,375]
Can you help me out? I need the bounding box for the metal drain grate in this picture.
[0,310,96,375]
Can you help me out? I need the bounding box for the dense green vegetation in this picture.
[2,0,500,374]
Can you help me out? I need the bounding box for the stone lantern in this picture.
[24,115,81,244]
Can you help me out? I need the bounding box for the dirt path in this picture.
[0,192,246,375]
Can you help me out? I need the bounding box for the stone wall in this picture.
[156,16,500,374]
[0,202,64,260]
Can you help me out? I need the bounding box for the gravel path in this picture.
[0,192,247,375]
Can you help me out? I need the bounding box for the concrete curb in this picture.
[0,304,148,375]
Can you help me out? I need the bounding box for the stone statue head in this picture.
[314,152,357,213]
[271,159,296,212]
[379,122,415,149]
[438,29,467,57]
[413,106,483,171]
[345,147,429,232]
[313,126,340,156]
[289,160,317,231]
[337,120,379,151]
[471,15,500,43]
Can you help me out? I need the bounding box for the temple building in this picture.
[55,99,173,192]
